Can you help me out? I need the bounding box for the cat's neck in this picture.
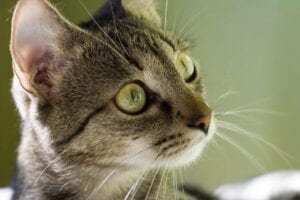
[14,127,177,200]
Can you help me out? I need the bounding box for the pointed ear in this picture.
[123,0,161,26]
[10,0,73,98]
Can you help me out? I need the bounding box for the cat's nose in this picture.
[188,112,212,134]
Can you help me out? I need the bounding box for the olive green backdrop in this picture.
[1,0,300,191]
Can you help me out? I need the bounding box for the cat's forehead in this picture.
[88,21,183,72]
[64,17,198,101]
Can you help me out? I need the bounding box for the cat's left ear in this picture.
[10,0,76,98]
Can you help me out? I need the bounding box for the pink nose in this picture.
[189,112,212,134]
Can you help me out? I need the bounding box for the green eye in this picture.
[115,83,146,114]
[176,53,195,82]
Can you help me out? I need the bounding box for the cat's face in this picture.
[11,0,215,173]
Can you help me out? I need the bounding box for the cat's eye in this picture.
[115,83,146,114]
[176,53,196,82]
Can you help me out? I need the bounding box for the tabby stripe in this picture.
[123,23,178,51]
[56,107,104,146]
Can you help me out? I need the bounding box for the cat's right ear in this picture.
[122,0,161,26]
[10,0,74,98]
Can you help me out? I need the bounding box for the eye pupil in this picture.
[130,91,135,101]
[180,60,186,68]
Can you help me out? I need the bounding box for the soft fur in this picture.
[10,0,216,199]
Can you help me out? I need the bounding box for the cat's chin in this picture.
[155,117,216,168]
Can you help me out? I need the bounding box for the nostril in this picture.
[197,122,209,133]
[188,112,212,134]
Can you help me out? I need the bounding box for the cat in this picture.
[9,0,216,199]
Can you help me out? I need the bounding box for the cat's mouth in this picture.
[154,117,216,167]
[119,117,215,169]
[154,132,191,157]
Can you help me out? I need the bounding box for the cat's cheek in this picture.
[117,139,157,168]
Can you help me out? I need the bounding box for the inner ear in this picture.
[10,0,73,97]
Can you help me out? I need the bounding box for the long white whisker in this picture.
[124,171,146,200]
[87,169,118,200]
[86,143,155,199]
[130,170,151,200]
[124,179,139,200]
[230,98,271,112]
[217,120,295,166]
[172,170,178,200]
[164,0,169,35]
[217,108,286,117]
[77,0,128,63]
[109,3,129,56]
[214,89,237,104]
[145,168,160,200]
[163,168,169,200]
[216,132,266,172]
[33,150,67,187]
[178,168,186,200]
[215,110,254,119]
[177,8,206,39]
[155,168,167,200]
[170,8,184,35]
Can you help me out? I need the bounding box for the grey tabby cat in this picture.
[10,0,216,199]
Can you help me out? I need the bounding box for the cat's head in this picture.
[10,0,215,171]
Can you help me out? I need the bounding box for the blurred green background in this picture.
[1,0,299,191]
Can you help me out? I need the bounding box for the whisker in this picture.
[214,89,237,104]
[229,98,271,112]
[155,168,167,200]
[164,0,169,36]
[216,132,266,172]
[214,111,275,126]
[210,89,237,113]
[145,168,161,200]
[130,170,151,200]
[177,8,206,39]
[215,110,254,119]
[83,178,91,192]
[33,149,67,187]
[58,181,70,193]
[77,0,128,64]
[216,120,296,166]
[87,168,118,200]
[178,168,186,200]
[124,181,139,200]
[124,171,146,200]
[170,8,184,35]
[216,108,286,117]
[210,135,232,161]
[129,147,167,200]
[86,143,155,199]
[172,170,178,200]
[163,168,169,200]
[109,3,129,56]
[213,96,275,120]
